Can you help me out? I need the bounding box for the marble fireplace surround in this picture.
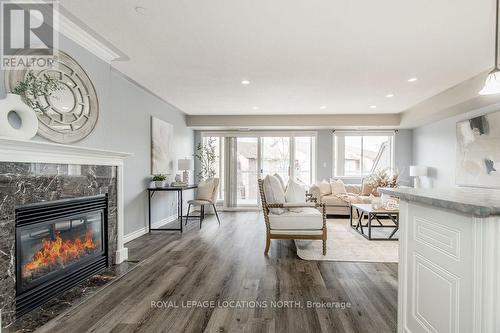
[0,137,131,326]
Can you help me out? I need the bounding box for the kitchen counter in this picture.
[379,186,500,217]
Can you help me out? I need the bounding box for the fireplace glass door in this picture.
[17,211,104,291]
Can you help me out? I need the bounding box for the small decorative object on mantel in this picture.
[0,93,39,139]
[152,174,168,188]
[195,137,217,181]
[6,50,99,143]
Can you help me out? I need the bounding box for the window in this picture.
[334,132,394,177]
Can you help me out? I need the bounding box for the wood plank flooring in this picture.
[37,212,397,333]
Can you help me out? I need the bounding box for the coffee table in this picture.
[350,203,399,240]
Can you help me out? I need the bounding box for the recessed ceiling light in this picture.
[134,6,147,14]
[408,77,418,82]
[320,105,327,110]
[241,80,250,85]
[385,94,394,98]
[369,105,377,109]
[252,106,259,110]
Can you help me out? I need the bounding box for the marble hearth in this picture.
[0,138,131,327]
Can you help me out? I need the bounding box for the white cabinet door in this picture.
[400,202,475,333]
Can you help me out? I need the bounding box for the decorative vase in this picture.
[155,180,166,188]
[0,93,38,140]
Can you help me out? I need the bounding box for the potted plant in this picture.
[194,138,217,181]
[11,72,62,111]
[152,174,167,188]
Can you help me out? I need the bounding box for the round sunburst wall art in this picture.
[6,50,99,143]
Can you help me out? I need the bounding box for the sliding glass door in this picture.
[236,137,259,206]
[293,136,315,185]
[261,137,290,184]
[201,132,316,208]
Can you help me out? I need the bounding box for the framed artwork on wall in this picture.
[456,110,500,188]
[151,117,174,175]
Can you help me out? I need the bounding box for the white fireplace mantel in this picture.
[0,137,132,264]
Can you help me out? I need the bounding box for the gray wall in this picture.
[0,34,193,237]
[412,103,500,189]
[193,129,413,185]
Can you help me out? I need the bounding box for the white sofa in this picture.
[309,181,376,215]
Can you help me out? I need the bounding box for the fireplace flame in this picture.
[23,230,98,278]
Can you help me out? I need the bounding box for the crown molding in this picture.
[56,10,121,63]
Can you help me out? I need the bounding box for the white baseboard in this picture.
[123,214,178,244]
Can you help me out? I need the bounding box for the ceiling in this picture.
[60,0,494,115]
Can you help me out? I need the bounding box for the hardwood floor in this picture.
[37,212,397,333]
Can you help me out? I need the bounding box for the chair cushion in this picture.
[188,199,211,205]
[263,175,286,214]
[285,179,306,203]
[268,208,323,230]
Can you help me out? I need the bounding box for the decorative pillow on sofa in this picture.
[330,179,347,195]
[285,179,306,203]
[315,180,332,195]
[361,178,376,196]
[263,175,286,214]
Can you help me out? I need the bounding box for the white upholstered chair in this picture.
[258,178,327,256]
[185,178,221,228]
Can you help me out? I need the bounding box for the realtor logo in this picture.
[1,0,58,69]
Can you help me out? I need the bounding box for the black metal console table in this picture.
[147,184,198,232]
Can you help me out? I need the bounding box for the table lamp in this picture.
[409,166,428,188]
[178,158,193,184]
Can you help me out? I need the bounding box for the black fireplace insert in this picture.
[15,195,108,316]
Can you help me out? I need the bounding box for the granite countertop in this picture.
[378,187,500,217]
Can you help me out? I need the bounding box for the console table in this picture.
[147,184,198,232]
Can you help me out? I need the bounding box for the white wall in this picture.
[412,103,500,188]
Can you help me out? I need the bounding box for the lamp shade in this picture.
[479,69,500,95]
[409,166,428,177]
[178,158,193,171]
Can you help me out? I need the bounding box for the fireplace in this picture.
[15,195,108,316]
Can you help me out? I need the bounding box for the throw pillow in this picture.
[197,178,215,201]
[263,175,286,214]
[360,178,375,196]
[330,179,347,195]
[285,179,306,203]
[316,180,331,195]
[273,173,286,192]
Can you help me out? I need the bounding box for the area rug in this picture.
[295,219,399,262]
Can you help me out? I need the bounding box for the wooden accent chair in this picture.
[186,178,221,228]
[258,179,327,256]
